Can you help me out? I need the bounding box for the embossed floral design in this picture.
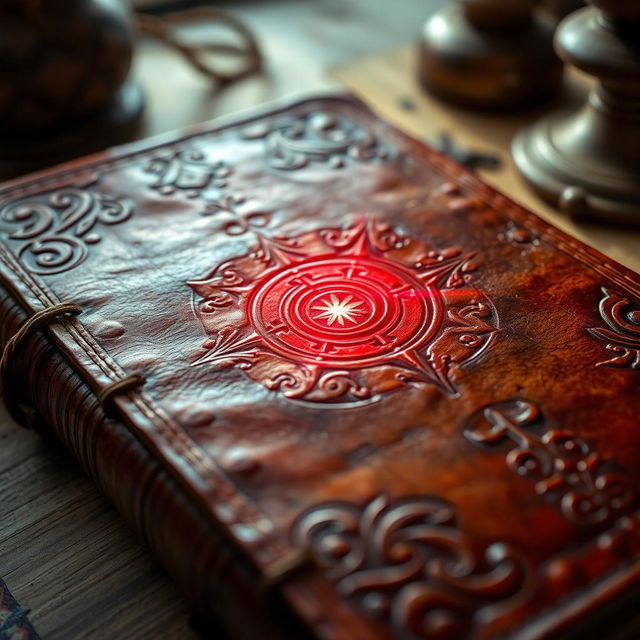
[292,494,530,640]
[200,194,270,236]
[240,111,392,170]
[145,147,232,198]
[464,400,637,526]
[588,288,640,370]
[189,219,498,405]
[145,146,270,236]
[0,188,132,275]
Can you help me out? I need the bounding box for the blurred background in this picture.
[131,0,448,133]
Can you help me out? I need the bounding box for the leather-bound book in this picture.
[2,95,640,640]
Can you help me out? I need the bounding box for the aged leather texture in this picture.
[1,94,640,640]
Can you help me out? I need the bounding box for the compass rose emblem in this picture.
[189,219,498,406]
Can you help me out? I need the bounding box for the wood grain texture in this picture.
[0,406,196,640]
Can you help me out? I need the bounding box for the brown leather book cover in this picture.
[1,94,640,640]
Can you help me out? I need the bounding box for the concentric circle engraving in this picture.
[190,219,498,405]
[249,257,443,367]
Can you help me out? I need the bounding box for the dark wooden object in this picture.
[417,0,563,111]
[0,0,143,179]
[513,0,640,226]
[538,0,585,19]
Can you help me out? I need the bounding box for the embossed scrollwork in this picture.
[145,147,231,198]
[202,194,270,236]
[190,219,498,405]
[464,400,638,526]
[588,288,640,370]
[197,327,260,371]
[0,189,133,275]
[263,368,314,399]
[316,371,371,400]
[145,146,272,237]
[241,111,392,170]
[292,494,529,640]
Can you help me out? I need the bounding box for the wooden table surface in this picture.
[1,2,638,639]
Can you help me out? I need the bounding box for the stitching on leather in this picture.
[1,245,281,548]
[1,243,227,466]
[2,250,251,481]
[0,247,205,449]
[0,245,282,554]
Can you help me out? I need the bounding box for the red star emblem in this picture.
[189,219,498,406]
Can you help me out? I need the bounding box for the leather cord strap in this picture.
[97,373,146,414]
[0,302,82,427]
[135,8,263,86]
[261,548,314,592]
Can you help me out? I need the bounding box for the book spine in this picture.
[0,287,305,640]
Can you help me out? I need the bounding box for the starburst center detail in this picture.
[312,294,366,326]
[190,218,497,405]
